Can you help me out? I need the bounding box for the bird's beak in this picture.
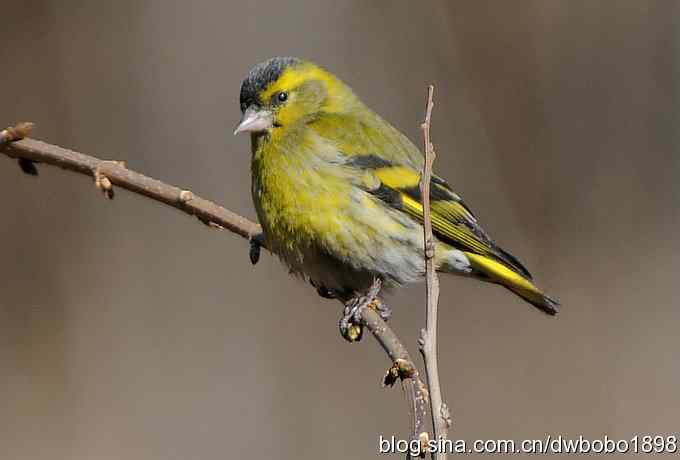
[233,107,273,135]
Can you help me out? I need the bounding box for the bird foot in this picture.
[248,233,265,265]
[339,296,366,342]
[338,279,386,342]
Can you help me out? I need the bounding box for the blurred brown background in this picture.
[1,1,679,459]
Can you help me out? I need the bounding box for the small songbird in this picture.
[235,57,559,330]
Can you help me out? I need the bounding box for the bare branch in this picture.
[1,131,262,241]
[362,293,428,447]
[418,86,450,459]
[0,122,426,448]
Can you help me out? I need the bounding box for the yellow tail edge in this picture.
[464,252,560,315]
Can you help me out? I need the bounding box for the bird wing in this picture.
[344,154,533,280]
[309,110,531,279]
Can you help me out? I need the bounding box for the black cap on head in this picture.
[239,57,301,112]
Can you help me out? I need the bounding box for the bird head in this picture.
[234,57,355,136]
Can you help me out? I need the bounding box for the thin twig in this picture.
[1,133,263,241]
[0,122,426,446]
[418,86,450,460]
[363,292,428,450]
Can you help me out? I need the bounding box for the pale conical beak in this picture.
[233,107,273,135]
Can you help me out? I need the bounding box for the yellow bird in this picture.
[235,57,559,331]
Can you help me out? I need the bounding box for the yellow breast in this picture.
[250,129,352,260]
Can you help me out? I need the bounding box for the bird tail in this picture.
[463,252,560,315]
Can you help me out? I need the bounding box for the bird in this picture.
[234,57,558,335]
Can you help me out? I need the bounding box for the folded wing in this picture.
[346,154,533,280]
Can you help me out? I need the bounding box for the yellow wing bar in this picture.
[367,162,532,279]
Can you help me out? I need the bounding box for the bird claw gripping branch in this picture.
[249,239,261,265]
[338,279,389,342]
[248,232,268,265]
[339,297,366,342]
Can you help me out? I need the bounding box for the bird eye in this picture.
[276,91,288,103]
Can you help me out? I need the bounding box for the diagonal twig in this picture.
[1,131,262,240]
[363,291,429,450]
